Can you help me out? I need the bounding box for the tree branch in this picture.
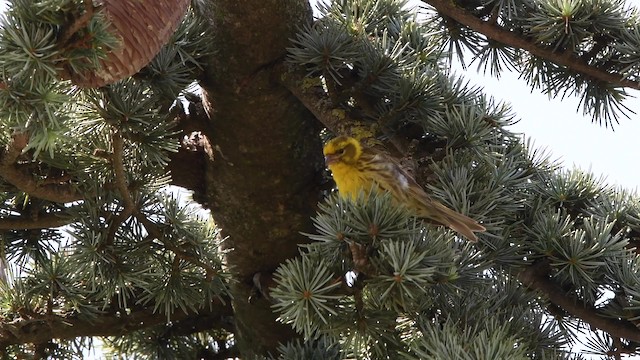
[109,127,221,283]
[0,301,233,348]
[0,134,83,203]
[423,0,640,90]
[276,64,365,136]
[0,213,73,230]
[276,64,410,155]
[518,261,640,342]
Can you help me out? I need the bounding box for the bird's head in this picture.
[323,136,362,166]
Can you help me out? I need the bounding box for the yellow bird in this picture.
[323,136,485,242]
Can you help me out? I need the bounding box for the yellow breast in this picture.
[328,162,377,199]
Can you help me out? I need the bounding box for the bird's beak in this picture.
[324,154,338,165]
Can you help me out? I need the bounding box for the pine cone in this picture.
[67,0,190,87]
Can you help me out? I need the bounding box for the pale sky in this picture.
[461,57,640,190]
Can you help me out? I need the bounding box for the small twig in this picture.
[58,0,96,47]
[135,213,219,280]
[348,241,377,276]
[0,213,73,230]
[354,287,364,314]
[518,260,640,342]
[0,134,82,203]
[101,130,138,247]
[109,129,219,279]
[110,130,136,211]
[610,337,623,360]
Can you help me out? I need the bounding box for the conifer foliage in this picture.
[1,0,640,358]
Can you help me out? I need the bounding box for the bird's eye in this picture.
[336,148,346,155]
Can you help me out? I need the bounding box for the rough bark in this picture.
[198,0,323,356]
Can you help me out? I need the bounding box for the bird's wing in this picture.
[360,147,484,241]
[358,149,413,194]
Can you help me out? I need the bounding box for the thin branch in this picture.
[348,241,376,275]
[100,130,137,248]
[423,0,640,90]
[0,134,82,203]
[518,261,640,342]
[135,214,220,281]
[0,213,73,230]
[109,129,219,279]
[111,130,136,211]
[0,301,233,348]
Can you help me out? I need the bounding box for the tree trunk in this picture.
[199,0,322,355]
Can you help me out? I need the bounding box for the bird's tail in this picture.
[427,201,486,242]
[444,211,486,242]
